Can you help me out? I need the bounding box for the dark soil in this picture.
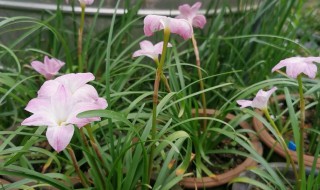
[187,138,248,175]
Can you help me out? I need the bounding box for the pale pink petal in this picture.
[31,61,53,79]
[144,15,166,37]
[144,15,193,39]
[73,84,108,109]
[51,84,73,124]
[192,15,206,29]
[305,57,320,64]
[24,97,51,113]
[168,18,193,39]
[236,100,253,108]
[46,124,74,152]
[252,87,277,109]
[176,2,206,29]
[139,40,154,50]
[302,63,317,79]
[133,41,172,60]
[178,4,193,16]
[44,56,65,75]
[78,0,94,5]
[67,101,105,127]
[286,62,305,78]
[271,59,290,73]
[191,2,202,12]
[132,50,157,60]
[38,80,60,98]
[272,57,319,79]
[154,42,172,55]
[21,113,56,126]
[238,87,277,110]
[31,57,65,80]
[55,73,95,94]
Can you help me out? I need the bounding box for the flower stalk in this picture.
[297,74,305,190]
[148,27,171,183]
[154,58,171,92]
[85,125,107,171]
[67,145,89,188]
[78,4,85,72]
[191,34,207,130]
[262,108,299,183]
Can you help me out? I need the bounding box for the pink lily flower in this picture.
[176,2,207,29]
[272,57,320,79]
[22,73,107,152]
[237,87,277,110]
[132,40,172,60]
[79,0,94,5]
[144,15,193,40]
[31,56,65,80]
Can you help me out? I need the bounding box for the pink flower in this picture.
[176,2,206,29]
[144,15,193,40]
[22,73,107,152]
[272,57,320,79]
[31,56,65,80]
[132,40,172,60]
[79,0,94,5]
[237,87,277,110]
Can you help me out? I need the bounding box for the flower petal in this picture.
[302,62,317,79]
[38,80,60,98]
[78,0,94,5]
[55,73,95,94]
[252,87,277,109]
[46,124,74,152]
[44,56,65,75]
[192,15,206,29]
[144,15,193,39]
[139,40,155,50]
[154,42,172,55]
[168,17,193,39]
[21,113,56,126]
[144,15,166,36]
[51,84,73,124]
[191,2,202,12]
[25,97,51,113]
[271,59,290,73]
[236,100,253,108]
[31,60,52,79]
[178,4,193,16]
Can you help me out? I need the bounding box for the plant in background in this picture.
[31,56,65,80]
[237,56,320,190]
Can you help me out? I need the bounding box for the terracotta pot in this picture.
[231,162,319,190]
[179,109,263,189]
[253,95,320,168]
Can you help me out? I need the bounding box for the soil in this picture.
[187,138,248,176]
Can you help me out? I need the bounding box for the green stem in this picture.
[297,74,305,190]
[41,152,57,173]
[67,145,89,188]
[154,58,171,93]
[191,35,207,130]
[78,4,85,72]
[148,27,171,184]
[263,109,299,182]
[85,126,106,167]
